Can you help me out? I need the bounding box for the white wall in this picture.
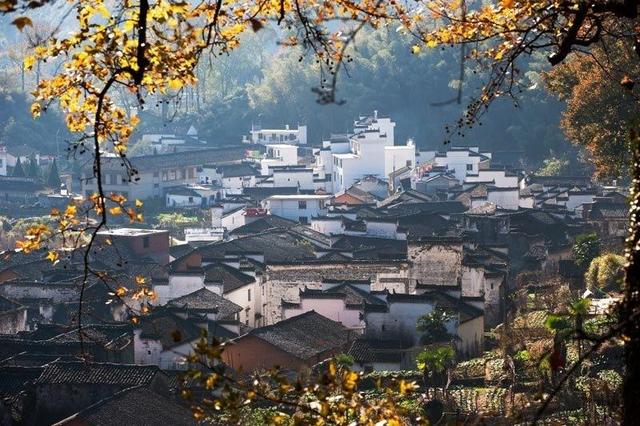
[283,298,362,329]
[487,189,519,210]
[166,193,201,208]
[311,218,343,235]
[224,281,258,327]
[384,145,415,177]
[464,170,518,188]
[272,169,314,189]
[265,197,329,223]
[434,151,483,182]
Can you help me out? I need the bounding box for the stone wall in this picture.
[408,239,463,286]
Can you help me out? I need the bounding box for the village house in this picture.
[221,311,352,371]
[81,146,248,200]
[363,291,484,358]
[281,279,387,329]
[262,194,332,224]
[244,123,308,145]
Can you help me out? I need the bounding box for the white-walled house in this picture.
[133,310,202,370]
[327,112,416,193]
[263,194,331,224]
[281,281,387,329]
[260,144,299,175]
[433,147,492,182]
[464,169,519,188]
[364,292,484,358]
[245,124,308,145]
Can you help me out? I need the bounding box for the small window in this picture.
[188,196,194,203]
[147,350,151,355]
[154,183,159,188]
[466,164,473,171]
[142,236,150,248]
[247,289,251,301]
[298,200,307,209]
[299,216,308,224]
[406,160,412,167]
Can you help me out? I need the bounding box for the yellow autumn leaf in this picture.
[135,199,144,208]
[45,250,59,263]
[168,79,183,90]
[427,39,438,48]
[411,45,421,55]
[24,55,35,71]
[109,206,122,215]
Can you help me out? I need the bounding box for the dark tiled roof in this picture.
[169,243,195,259]
[7,144,40,157]
[0,295,23,314]
[300,283,386,307]
[168,288,242,319]
[347,339,376,363]
[56,386,195,426]
[165,186,203,197]
[138,310,202,350]
[247,311,349,360]
[198,230,318,263]
[330,236,406,260]
[203,262,255,293]
[34,361,161,385]
[46,324,132,347]
[214,162,258,178]
[242,186,299,202]
[0,176,47,192]
[97,145,249,172]
[228,215,297,235]
[589,202,628,219]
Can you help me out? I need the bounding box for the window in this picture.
[466,164,473,171]
[180,169,186,179]
[406,160,412,167]
[121,175,129,185]
[298,200,307,209]
[299,216,308,224]
[154,183,159,188]
[142,236,150,248]
[247,289,251,301]
[108,174,117,185]
[188,196,194,203]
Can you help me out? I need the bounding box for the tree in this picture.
[26,153,39,178]
[585,253,626,293]
[416,307,456,345]
[573,233,602,269]
[46,158,61,189]
[12,157,24,177]
[544,42,639,179]
[415,345,455,393]
[537,156,570,177]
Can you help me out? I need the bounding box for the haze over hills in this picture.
[0,14,573,168]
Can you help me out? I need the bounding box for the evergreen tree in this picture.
[12,157,25,177]
[27,153,39,178]
[46,158,61,189]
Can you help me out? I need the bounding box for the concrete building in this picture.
[259,144,299,175]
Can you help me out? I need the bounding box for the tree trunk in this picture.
[623,130,640,426]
